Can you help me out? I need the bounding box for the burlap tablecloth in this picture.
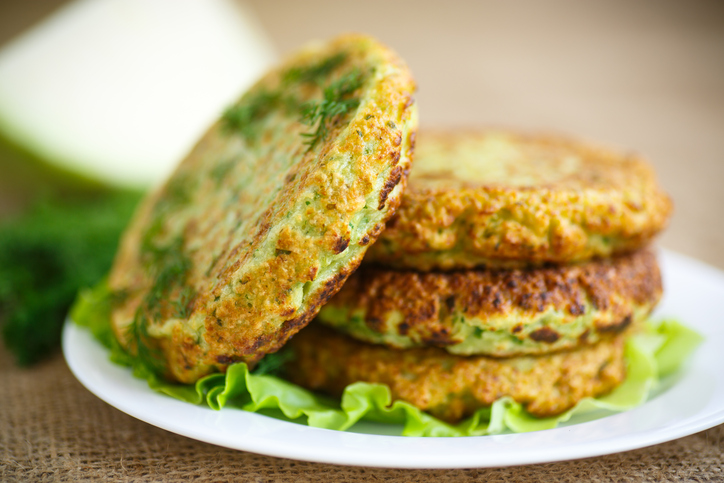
[1,344,722,481]
[2,0,723,480]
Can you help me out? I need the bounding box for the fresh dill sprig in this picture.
[125,311,165,374]
[221,90,282,142]
[155,174,193,213]
[222,52,351,144]
[172,285,196,319]
[283,52,348,85]
[252,349,293,376]
[300,68,366,152]
[0,191,141,366]
[142,237,192,312]
[127,233,197,375]
[222,90,301,142]
[125,164,200,375]
[210,159,235,187]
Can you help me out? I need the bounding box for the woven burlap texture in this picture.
[1,345,722,482]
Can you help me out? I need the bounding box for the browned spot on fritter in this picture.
[512,324,523,333]
[279,314,313,340]
[359,234,371,246]
[579,329,590,343]
[408,130,416,155]
[420,328,456,346]
[530,327,561,343]
[318,268,353,306]
[492,294,503,309]
[368,223,385,240]
[569,302,585,316]
[244,330,279,356]
[366,316,384,333]
[279,307,296,317]
[444,295,456,311]
[332,236,350,254]
[398,321,410,335]
[216,354,239,364]
[597,314,633,333]
[378,165,403,210]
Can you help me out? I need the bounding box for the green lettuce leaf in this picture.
[71,281,703,437]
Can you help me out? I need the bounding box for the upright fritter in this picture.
[318,249,661,356]
[107,35,418,383]
[365,131,672,270]
[284,324,627,423]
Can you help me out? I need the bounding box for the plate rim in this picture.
[62,248,724,469]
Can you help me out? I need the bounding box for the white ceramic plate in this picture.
[63,249,724,468]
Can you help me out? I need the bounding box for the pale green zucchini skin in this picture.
[0,0,275,188]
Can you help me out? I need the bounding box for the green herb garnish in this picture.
[124,174,199,374]
[222,89,301,142]
[283,52,348,85]
[124,233,196,374]
[0,191,142,365]
[155,173,193,213]
[223,52,357,149]
[252,349,293,376]
[210,159,235,186]
[221,89,282,142]
[300,68,366,152]
[125,311,164,374]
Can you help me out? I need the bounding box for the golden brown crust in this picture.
[365,130,673,270]
[317,249,661,356]
[284,324,627,423]
[107,35,418,383]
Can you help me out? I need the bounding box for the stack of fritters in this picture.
[104,33,673,426]
[284,130,672,423]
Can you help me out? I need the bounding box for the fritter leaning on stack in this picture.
[284,130,672,423]
[107,35,418,383]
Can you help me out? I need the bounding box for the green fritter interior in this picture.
[107,35,418,383]
[318,249,661,357]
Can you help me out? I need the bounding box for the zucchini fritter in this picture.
[365,130,672,270]
[284,324,627,423]
[107,35,418,383]
[318,249,661,356]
